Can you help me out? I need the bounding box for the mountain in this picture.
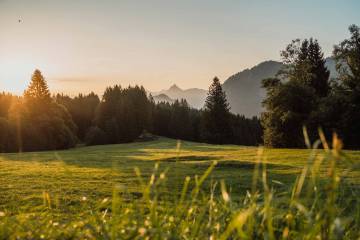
[222,57,337,117]
[153,84,207,108]
[222,60,283,117]
[153,58,337,116]
[152,93,174,103]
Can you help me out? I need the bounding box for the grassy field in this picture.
[1,137,360,238]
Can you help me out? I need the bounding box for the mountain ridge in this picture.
[152,85,207,108]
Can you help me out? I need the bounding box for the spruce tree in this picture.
[202,77,232,144]
[306,38,330,97]
[280,38,330,96]
[263,38,330,148]
[24,69,51,100]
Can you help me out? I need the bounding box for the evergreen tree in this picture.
[280,38,330,95]
[334,25,360,91]
[202,77,232,144]
[0,118,11,152]
[307,38,330,97]
[91,85,151,145]
[231,114,262,146]
[262,78,316,147]
[332,24,360,148]
[168,99,192,140]
[152,102,172,137]
[0,93,18,118]
[262,38,330,148]
[24,69,51,101]
[8,69,77,152]
[55,92,100,141]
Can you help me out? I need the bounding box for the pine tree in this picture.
[280,38,330,96]
[24,69,51,100]
[93,85,152,144]
[202,77,232,144]
[306,38,330,97]
[263,38,330,148]
[169,99,192,140]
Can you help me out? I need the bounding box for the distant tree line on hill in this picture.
[0,73,262,152]
[262,24,360,148]
[151,78,262,145]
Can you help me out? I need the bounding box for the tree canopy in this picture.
[262,38,330,147]
[262,25,360,149]
[0,70,77,152]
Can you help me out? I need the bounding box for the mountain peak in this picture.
[169,84,182,91]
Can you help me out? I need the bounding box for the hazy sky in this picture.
[1,0,359,95]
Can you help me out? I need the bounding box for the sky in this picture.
[0,0,359,96]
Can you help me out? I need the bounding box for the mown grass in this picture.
[0,136,360,239]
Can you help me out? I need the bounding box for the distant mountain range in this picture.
[152,84,207,108]
[152,58,337,117]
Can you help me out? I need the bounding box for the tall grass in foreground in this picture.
[0,133,359,239]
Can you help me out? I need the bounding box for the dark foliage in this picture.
[231,115,263,146]
[91,85,151,144]
[84,126,107,146]
[331,24,360,148]
[55,92,100,141]
[0,70,77,152]
[0,74,263,152]
[262,37,331,148]
[151,100,203,141]
[202,77,233,144]
[262,25,360,149]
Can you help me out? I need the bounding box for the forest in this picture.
[0,73,262,152]
[0,24,359,152]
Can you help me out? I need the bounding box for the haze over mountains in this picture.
[152,84,207,109]
[153,58,337,117]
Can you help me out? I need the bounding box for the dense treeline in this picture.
[55,93,100,141]
[0,70,77,152]
[0,73,262,152]
[86,85,152,145]
[262,24,360,148]
[79,78,261,146]
[151,80,262,146]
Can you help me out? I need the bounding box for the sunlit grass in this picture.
[0,137,360,238]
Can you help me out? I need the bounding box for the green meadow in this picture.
[1,137,360,239]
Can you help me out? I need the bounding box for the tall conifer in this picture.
[24,69,51,100]
[202,77,232,144]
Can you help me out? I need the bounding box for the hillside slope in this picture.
[222,60,283,117]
